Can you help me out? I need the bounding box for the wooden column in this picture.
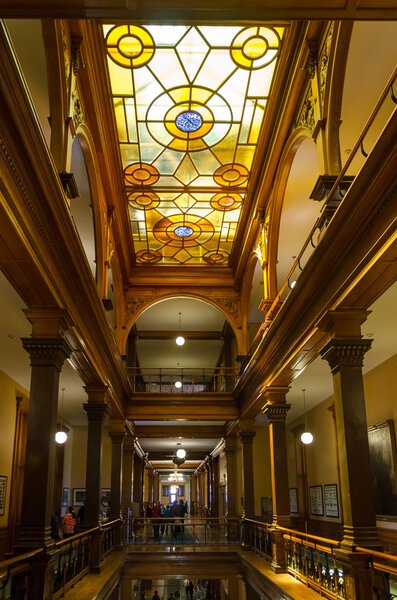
[121,436,135,518]
[262,386,291,572]
[18,309,72,550]
[109,423,126,520]
[133,454,143,515]
[211,455,219,518]
[205,457,212,513]
[238,419,256,518]
[147,469,154,504]
[319,310,379,549]
[224,437,238,516]
[153,472,159,503]
[290,424,308,526]
[83,387,109,528]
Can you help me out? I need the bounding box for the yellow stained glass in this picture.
[104,23,285,265]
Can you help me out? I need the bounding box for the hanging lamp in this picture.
[55,387,68,444]
[176,312,185,346]
[300,388,313,445]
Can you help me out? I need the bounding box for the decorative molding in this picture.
[21,337,73,370]
[72,88,84,131]
[320,338,372,373]
[262,402,291,422]
[83,400,109,422]
[295,84,316,134]
[319,23,334,109]
[71,36,84,76]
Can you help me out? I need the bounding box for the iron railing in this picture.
[123,517,241,545]
[126,367,239,393]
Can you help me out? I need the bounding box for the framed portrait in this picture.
[324,484,339,518]
[178,485,184,497]
[101,489,111,507]
[62,487,70,507]
[0,476,7,516]
[289,488,298,514]
[368,420,397,516]
[73,488,86,506]
[309,485,323,516]
[162,485,168,497]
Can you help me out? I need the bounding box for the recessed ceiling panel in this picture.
[104,23,285,265]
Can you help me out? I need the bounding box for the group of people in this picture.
[152,579,194,600]
[51,504,86,540]
[145,499,188,540]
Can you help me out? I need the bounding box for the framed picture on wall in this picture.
[178,485,184,497]
[101,489,111,507]
[162,485,168,497]
[73,488,86,506]
[368,420,397,516]
[309,485,323,516]
[261,497,272,518]
[62,487,70,507]
[0,476,7,516]
[324,484,339,518]
[289,488,298,514]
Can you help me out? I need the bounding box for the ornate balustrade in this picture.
[241,518,273,560]
[126,367,239,393]
[356,546,397,600]
[0,549,43,600]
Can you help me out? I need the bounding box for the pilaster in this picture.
[108,423,126,520]
[238,419,256,518]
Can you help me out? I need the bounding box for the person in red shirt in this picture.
[152,501,161,541]
[61,506,76,538]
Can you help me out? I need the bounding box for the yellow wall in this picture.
[253,426,272,517]
[0,370,29,527]
[287,353,397,524]
[236,440,243,516]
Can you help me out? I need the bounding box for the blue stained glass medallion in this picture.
[175,111,203,133]
[174,226,194,237]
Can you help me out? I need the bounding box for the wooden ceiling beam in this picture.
[1,1,396,20]
[134,425,225,439]
[148,451,208,461]
[126,393,238,421]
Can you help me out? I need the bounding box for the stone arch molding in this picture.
[122,289,243,355]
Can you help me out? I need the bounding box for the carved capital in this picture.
[223,436,237,455]
[262,402,291,423]
[109,429,127,444]
[83,400,109,422]
[320,338,372,373]
[84,385,109,404]
[22,337,72,370]
[123,436,136,455]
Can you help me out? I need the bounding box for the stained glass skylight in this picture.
[104,24,285,265]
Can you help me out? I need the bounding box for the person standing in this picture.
[152,591,160,600]
[187,581,194,600]
[61,506,76,538]
[152,501,161,541]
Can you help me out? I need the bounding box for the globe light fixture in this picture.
[175,380,182,389]
[301,431,314,445]
[176,447,186,459]
[55,387,68,445]
[55,431,67,444]
[175,312,185,346]
[300,388,313,445]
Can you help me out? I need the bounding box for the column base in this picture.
[269,527,287,573]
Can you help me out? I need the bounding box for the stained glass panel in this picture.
[104,23,285,265]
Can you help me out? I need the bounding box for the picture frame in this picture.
[72,488,86,506]
[309,485,324,516]
[289,488,298,514]
[324,484,339,518]
[101,489,111,507]
[178,485,184,497]
[261,496,273,517]
[0,476,7,516]
[62,487,70,507]
[162,485,168,497]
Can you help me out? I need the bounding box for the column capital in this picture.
[123,436,135,455]
[317,309,370,338]
[260,385,290,405]
[23,307,73,337]
[84,384,109,403]
[238,430,256,444]
[22,336,73,370]
[109,428,127,443]
[83,401,109,422]
[223,436,237,455]
[320,338,372,373]
[263,402,291,423]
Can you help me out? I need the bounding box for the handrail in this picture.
[125,516,240,521]
[248,65,397,359]
[101,518,122,529]
[276,525,340,547]
[126,367,239,371]
[0,548,43,570]
[243,518,271,526]
[55,526,99,548]
[356,546,397,562]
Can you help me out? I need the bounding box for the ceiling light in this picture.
[55,431,67,444]
[176,448,186,459]
[55,387,68,444]
[176,312,185,345]
[175,380,182,389]
[301,431,314,445]
[300,388,313,445]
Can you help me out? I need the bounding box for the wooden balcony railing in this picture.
[126,367,239,393]
[0,548,43,600]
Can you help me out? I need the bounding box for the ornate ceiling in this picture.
[104,23,285,265]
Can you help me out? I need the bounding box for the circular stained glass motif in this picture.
[213,163,249,187]
[175,111,203,133]
[124,163,160,186]
[174,226,194,237]
[230,26,281,70]
[106,25,155,69]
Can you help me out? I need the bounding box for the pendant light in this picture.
[176,441,186,459]
[176,312,185,346]
[300,388,313,445]
[55,387,68,444]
